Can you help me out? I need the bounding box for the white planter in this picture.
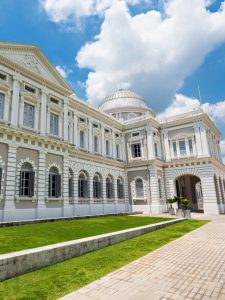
[183,209,191,219]
[176,208,183,217]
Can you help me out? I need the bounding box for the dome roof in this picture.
[100,90,145,106]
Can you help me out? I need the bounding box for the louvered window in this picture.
[154,143,158,158]
[131,143,141,158]
[106,177,113,199]
[19,163,35,197]
[78,173,88,198]
[93,175,101,198]
[94,136,98,152]
[116,144,120,159]
[50,113,59,136]
[117,179,124,199]
[135,178,144,198]
[23,103,35,128]
[173,142,177,157]
[48,167,61,198]
[80,131,85,148]
[106,140,110,155]
[0,93,5,120]
[0,168,2,194]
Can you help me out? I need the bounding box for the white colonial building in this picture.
[0,42,224,222]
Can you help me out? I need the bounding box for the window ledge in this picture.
[45,197,63,202]
[15,196,36,203]
[133,197,147,201]
[48,134,62,140]
[0,119,8,125]
[21,126,37,133]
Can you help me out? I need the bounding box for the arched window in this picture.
[117,177,124,199]
[78,171,89,198]
[106,176,114,199]
[93,173,102,199]
[68,168,74,203]
[158,178,163,199]
[19,162,35,197]
[135,178,144,198]
[48,167,61,198]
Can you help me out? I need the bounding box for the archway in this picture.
[175,174,203,212]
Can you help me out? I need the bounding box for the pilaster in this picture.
[40,90,47,135]
[11,77,21,127]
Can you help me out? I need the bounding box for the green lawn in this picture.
[0,219,208,300]
[0,216,169,254]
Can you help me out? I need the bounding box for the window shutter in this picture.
[29,171,35,197]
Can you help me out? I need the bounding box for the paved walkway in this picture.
[60,215,225,300]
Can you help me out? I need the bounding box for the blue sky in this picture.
[1,0,225,134]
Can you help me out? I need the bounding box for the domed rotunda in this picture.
[98,89,156,121]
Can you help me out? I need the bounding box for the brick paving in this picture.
[60,215,225,300]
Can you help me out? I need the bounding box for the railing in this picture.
[159,108,203,124]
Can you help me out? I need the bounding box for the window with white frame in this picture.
[131,143,141,158]
[50,113,59,136]
[106,176,114,199]
[106,140,110,156]
[135,178,144,198]
[188,139,193,155]
[94,135,98,152]
[117,178,124,199]
[48,167,61,198]
[179,140,186,156]
[19,163,35,197]
[80,130,85,148]
[173,142,177,157]
[154,143,158,158]
[116,144,120,159]
[93,174,102,199]
[23,103,35,128]
[0,93,5,120]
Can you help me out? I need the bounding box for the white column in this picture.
[11,77,20,127]
[40,90,47,135]
[194,125,203,157]
[146,125,155,160]
[88,118,93,152]
[148,166,162,214]
[63,99,68,141]
[74,112,78,148]
[19,98,24,128]
[164,131,171,161]
[121,133,126,162]
[101,125,105,156]
[46,107,50,135]
[35,103,40,131]
[3,91,10,122]
[112,131,116,159]
[200,125,209,156]
[59,114,62,138]
[176,140,180,158]
[62,155,70,217]
[4,145,17,221]
[37,151,46,219]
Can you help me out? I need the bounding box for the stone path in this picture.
[60,215,225,300]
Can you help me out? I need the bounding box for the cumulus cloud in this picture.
[220,139,225,163]
[76,0,225,107]
[158,93,225,124]
[56,65,72,78]
[40,0,150,23]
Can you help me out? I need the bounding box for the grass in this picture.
[0,215,170,254]
[0,219,208,300]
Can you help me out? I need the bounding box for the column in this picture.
[148,166,162,214]
[59,114,62,138]
[101,125,105,156]
[3,91,10,122]
[88,118,93,152]
[63,99,68,141]
[46,107,50,135]
[3,145,17,221]
[62,155,70,217]
[185,138,190,156]
[37,151,46,219]
[146,125,155,160]
[73,111,78,148]
[112,131,116,159]
[11,77,20,127]
[40,90,47,135]
[194,125,203,157]
[200,125,209,156]
[113,178,118,214]
[35,103,40,132]
[176,140,180,158]
[201,174,220,215]
[18,98,24,128]
[163,131,171,161]
[121,133,126,162]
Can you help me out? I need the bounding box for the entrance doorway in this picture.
[175,175,203,212]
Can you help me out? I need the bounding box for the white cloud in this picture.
[76,0,225,107]
[40,0,150,24]
[220,139,225,163]
[56,65,72,78]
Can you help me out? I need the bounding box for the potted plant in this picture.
[180,198,191,218]
[174,196,183,217]
[166,198,176,215]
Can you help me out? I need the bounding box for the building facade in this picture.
[0,42,224,222]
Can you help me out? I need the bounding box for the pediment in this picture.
[0,43,72,91]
